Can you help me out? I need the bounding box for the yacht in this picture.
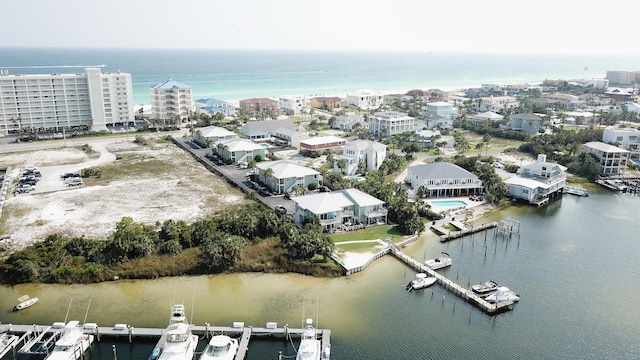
[406,273,437,291]
[471,280,500,298]
[45,321,94,360]
[296,319,321,360]
[199,335,238,360]
[151,304,198,360]
[424,252,452,270]
[485,286,520,304]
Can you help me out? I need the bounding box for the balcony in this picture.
[364,208,388,218]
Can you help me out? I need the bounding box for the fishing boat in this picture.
[150,304,198,360]
[296,319,321,360]
[199,335,238,360]
[13,294,39,311]
[471,280,500,298]
[424,252,452,270]
[45,321,94,360]
[563,186,588,197]
[406,273,437,291]
[485,286,520,304]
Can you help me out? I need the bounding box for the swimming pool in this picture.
[344,176,365,181]
[632,159,640,165]
[430,200,468,207]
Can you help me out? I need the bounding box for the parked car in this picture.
[16,184,35,193]
[283,192,291,200]
[492,162,504,169]
[65,177,83,185]
[20,178,37,186]
[67,180,84,187]
[275,205,287,214]
[61,172,80,179]
[319,186,331,193]
[237,161,248,169]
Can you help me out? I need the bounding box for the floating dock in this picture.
[432,222,498,242]
[0,322,331,360]
[389,245,516,314]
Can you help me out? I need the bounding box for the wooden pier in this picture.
[389,245,516,315]
[432,221,498,242]
[0,322,331,360]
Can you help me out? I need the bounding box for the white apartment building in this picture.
[0,68,133,133]
[279,95,305,115]
[337,139,387,175]
[150,79,192,122]
[368,111,415,138]
[581,141,630,176]
[603,126,640,158]
[346,90,384,110]
[606,70,640,86]
[475,96,518,112]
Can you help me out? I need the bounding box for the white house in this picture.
[336,139,387,175]
[292,188,387,232]
[505,154,566,205]
[369,111,415,138]
[279,95,305,115]
[407,162,483,197]
[256,160,320,194]
[472,111,504,122]
[193,126,238,146]
[581,141,630,176]
[346,90,384,110]
[333,112,366,130]
[603,126,640,159]
[150,79,193,122]
[240,118,295,141]
[194,98,236,117]
[423,101,459,120]
[476,96,518,112]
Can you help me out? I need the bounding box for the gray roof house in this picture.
[193,125,238,146]
[240,118,295,141]
[214,138,267,164]
[256,160,320,194]
[407,162,483,197]
[504,113,541,135]
[292,188,387,232]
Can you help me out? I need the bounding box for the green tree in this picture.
[199,233,246,271]
[105,217,157,263]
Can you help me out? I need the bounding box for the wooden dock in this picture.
[433,222,498,242]
[1,323,331,360]
[389,245,516,315]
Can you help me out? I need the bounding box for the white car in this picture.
[492,162,504,169]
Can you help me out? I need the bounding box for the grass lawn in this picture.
[336,241,383,252]
[329,224,407,243]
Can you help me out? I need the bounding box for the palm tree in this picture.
[262,167,274,188]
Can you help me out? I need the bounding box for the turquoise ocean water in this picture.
[2,48,640,105]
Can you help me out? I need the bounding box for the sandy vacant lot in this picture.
[1,135,245,250]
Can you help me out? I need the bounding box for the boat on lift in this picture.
[424,252,452,270]
[406,273,437,291]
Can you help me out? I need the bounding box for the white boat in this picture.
[424,252,452,270]
[151,304,198,360]
[0,332,19,358]
[45,321,94,360]
[296,319,321,360]
[13,294,39,311]
[199,335,238,360]
[485,286,520,303]
[471,280,500,297]
[406,273,437,291]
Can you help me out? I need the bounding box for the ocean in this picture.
[2,48,640,105]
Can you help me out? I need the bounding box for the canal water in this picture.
[2,187,640,359]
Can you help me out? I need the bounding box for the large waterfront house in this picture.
[299,136,346,153]
[151,79,193,122]
[279,95,305,115]
[407,162,483,197]
[368,111,415,138]
[238,98,280,117]
[0,68,134,133]
[292,188,387,232]
[346,90,384,110]
[214,138,267,164]
[503,113,541,135]
[240,118,295,141]
[581,141,630,176]
[505,154,566,205]
[334,139,387,175]
[603,126,640,159]
[309,96,342,110]
[194,98,236,117]
[256,160,320,194]
[193,126,238,147]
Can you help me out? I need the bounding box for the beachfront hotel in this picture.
[0,68,134,134]
[150,79,193,122]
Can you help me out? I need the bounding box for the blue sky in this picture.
[2,0,637,54]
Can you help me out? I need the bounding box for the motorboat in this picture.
[150,304,198,360]
[485,286,520,304]
[199,335,238,360]
[471,280,500,297]
[424,252,452,270]
[45,321,94,360]
[296,319,321,360]
[0,332,19,358]
[13,294,39,311]
[406,273,437,291]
